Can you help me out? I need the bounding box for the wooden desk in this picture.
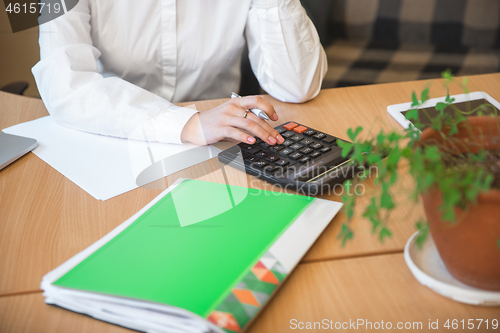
[1,74,499,332]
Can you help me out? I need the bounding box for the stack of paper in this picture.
[3,117,220,200]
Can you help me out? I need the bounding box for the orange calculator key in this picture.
[283,122,298,131]
[293,125,307,133]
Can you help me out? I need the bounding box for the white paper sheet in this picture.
[3,117,221,200]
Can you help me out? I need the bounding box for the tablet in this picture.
[387,91,500,130]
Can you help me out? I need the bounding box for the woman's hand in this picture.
[180,95,285,146]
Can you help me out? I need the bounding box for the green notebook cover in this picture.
[53,179,315,331]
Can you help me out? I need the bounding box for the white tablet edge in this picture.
[387,91,500,129]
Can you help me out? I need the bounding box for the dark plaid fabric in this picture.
[320,0,500,48]
[298,0,500,89]
[322,40,500,88]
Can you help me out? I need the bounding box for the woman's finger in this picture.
[246,112,284,143]
[223,126,256,144]
[235,95,278,121]
[228,116,277,145]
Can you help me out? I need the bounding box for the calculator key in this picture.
[283,122,298,131]
[300,147,313,154]
[269,145,284,152]
[290,135,303,141]
[274,165,287,173]
[282,140,294,146]
[265,155,279,162]
[240,145,261,154]
[322,136,337,144]
[279,148,294,156]
[303,129,316,136]
[244,156,258,163]
[276,128,287,134]
[293,125,308,133]
[310,151,321,158]
[264,164,279,173]
[301,139,314,145]
[289,152,303,160]
[309,142,324,149]
[252,160,268,168]
[313,132,326,140]
[320,147,331,153]
[255,138,263,144]
[256,152,267,158]
[260,142,271,149]
[274,159,289,166]
[290,143,304,150]
[282,131,294,138]
[299,157,310,163]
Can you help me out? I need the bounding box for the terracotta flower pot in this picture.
[419,116,500,291]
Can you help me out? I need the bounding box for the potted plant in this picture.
[336,72,500,291]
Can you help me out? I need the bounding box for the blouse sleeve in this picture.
[245,0,328,103]
[32,0,197,144]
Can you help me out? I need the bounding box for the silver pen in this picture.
[230,92,271,120]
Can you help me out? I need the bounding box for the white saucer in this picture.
[404,232,500,306]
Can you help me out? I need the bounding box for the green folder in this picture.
[50,179,317,332]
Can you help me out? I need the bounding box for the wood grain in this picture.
[0,292,131,333]
[1,73,500,296]
[0,254,498,333]
[248,253,500,333]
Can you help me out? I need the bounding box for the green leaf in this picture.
[347,126,363,141]
[435,102,447,114]
[386,147,401,168]
[439,188,461,222]
[411,92,419,107]
[445,92,455,104]
[405,108,419,121]
[442,69,453,81]
[415,220,429,250]
[442,207,456,222]
[424,146,440,162]
[380,184,395,210]
[421,88,429,104]
[482,174,494,191]
[362,198,381,234]
[342,193,355,221]
[376,131,386,145]
[455,111,466,124]
[337,139,353,158]
[448,123,459,135]
[388,132,401,142]
[389,170,398,185]
[337,223,354,247]
[430,118,443,131]
[367,152,382,164]
[380,191,395,210]
[379,226,392,243]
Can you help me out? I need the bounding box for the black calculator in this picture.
[217,122,359,195]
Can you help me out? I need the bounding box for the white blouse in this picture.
[33,0,327,144]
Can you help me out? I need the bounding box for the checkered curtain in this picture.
[329,0,500,48]
[301,0,500,88]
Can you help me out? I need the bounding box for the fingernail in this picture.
[277,135,284,143]
[247,137,255,143]
[273,114,278,121]
[268,136,276,145]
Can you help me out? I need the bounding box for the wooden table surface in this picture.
[1,73,499,332]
